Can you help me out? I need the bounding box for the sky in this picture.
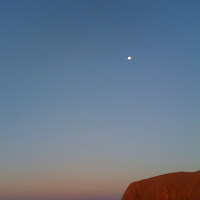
[1,0,200,200]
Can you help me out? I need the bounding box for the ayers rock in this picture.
[122,171,200,200]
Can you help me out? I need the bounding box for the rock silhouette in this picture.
[122,171,200,200]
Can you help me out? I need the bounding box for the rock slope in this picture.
[122,171,200,200]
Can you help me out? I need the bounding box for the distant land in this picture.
[122,170,200,200]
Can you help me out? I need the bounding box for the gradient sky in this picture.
[1,1,200,200]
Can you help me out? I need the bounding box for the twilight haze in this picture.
[1,1,200,200]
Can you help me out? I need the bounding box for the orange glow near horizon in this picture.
[1,162,135,199]
[1,170,126,199]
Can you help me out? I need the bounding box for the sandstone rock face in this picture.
[122,171,200,200]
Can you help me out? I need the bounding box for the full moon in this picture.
[128,56,131,60]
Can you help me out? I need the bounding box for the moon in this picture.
[128,56,131,60]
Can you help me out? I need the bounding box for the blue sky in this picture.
[1,1,200,200]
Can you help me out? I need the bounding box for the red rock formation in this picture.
[122,171,200,200]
